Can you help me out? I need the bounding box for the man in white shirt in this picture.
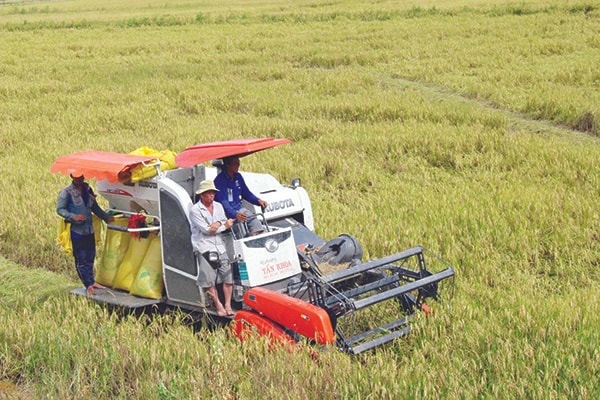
[190,180,234,316]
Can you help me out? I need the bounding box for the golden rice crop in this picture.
[1,0,599,398]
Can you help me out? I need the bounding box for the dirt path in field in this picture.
[381,76,598,142]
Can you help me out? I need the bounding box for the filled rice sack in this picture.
[112,234,153,291]
[130,235,164,299]
[96,216,130,287]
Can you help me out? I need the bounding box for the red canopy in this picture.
[175,138,290,168]
[50,151,157,183]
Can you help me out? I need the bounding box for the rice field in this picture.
[1,0,599,398]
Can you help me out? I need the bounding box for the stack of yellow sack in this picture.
[96,218,164,300]
[128,146,177,183]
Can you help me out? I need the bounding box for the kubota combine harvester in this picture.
[51,138,455,354]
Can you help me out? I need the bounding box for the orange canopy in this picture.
[175,138,290,168]
[51,139,291,182]
[50,151,157,183]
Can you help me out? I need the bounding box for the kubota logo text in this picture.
[266,198,295,212]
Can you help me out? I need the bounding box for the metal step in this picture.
[70,287,163,309]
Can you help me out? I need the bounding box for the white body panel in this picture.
[233,228,302,287]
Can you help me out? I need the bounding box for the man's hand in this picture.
[208,221,221,233]
[236,212,247,222]
[73,214,86,222]
[258,199,268,209]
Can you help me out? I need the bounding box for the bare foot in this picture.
[225,307,234,316]
[215,304,227,317]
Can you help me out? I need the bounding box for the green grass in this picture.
[1,0,600,398]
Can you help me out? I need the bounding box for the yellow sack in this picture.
[96,216,131,287]
[112,234,153,291]
[128,146,178,183]
[57,219,72,255]
[56,215,103,255]
[130,236,164,299]
[93,215,103,245]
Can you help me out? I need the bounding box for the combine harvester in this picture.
[51,138,455,354]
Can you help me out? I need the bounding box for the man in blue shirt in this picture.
[57,174,114,295]
[214,156,268,236]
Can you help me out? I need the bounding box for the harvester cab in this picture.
[51,138,455,354]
